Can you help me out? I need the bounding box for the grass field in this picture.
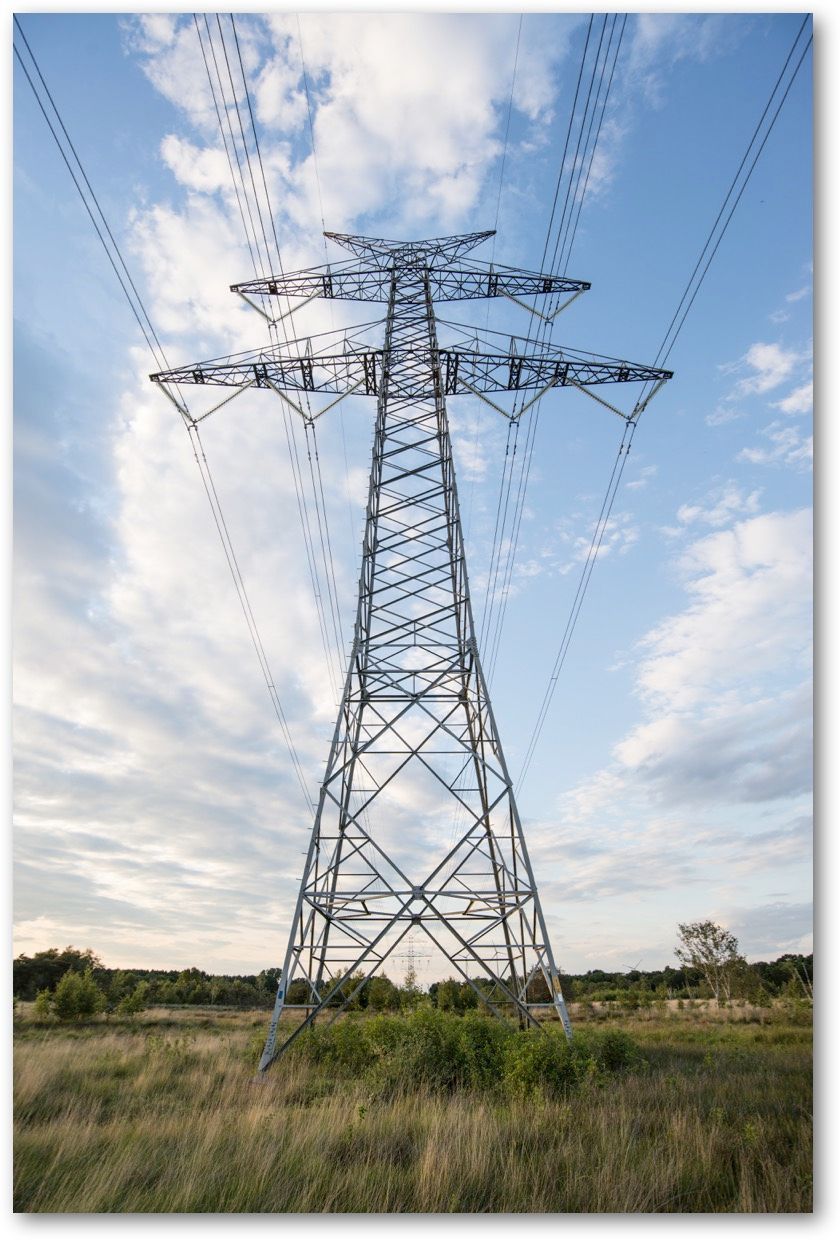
[13,1001,812,1213]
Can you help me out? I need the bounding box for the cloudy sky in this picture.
[13,9,812,978]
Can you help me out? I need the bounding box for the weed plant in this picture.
[14,1002,812,1213]
[285,1008,638,1098]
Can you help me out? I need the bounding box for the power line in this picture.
[452,15,525,843]
[189,424,316,811]
[560,13,626,274]
[638,14,812,403]
[296,15,328,243]
[492,15,523,240]
[516,15,813,788]
[480,15,623,682]
[194,15,263,290]
[516,421,635,791]
[295,14,360,589]
[208,15,271,284]
[231,14,351,696]
[539,15,594,275]
[458,13,616,848]
[474,11,599,682]
[13,20,169,375]
[464,13,524,545]
[547,13,609,278]
[215,14,275,282]
[208,14,351,702]
[14,16,315,814]
[231,13,286,281]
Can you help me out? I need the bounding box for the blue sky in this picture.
[13,9,813,978]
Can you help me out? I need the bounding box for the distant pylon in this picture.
[150,230,672,1071]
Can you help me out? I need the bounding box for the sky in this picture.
[12,8,813,979]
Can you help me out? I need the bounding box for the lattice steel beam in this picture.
[151,347,671,413]
[231,262,590,304]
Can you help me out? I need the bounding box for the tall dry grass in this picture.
[13,1004,812,1213]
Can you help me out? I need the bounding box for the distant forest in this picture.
[13,946,813,1010]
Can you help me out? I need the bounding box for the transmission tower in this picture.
[151,230,671,1071]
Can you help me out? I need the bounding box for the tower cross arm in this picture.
[150,348,383,398]
[441,348,673,404]
[232,262,590,305]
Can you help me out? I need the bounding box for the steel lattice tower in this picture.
[151,230,671,1071]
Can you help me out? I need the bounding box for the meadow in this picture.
[13,1000,812,1214]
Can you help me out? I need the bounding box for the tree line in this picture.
[13,920,813,1020]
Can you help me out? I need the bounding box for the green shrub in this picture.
[587,1028,639,1072]
[503,1028,579,1097]
[367,975,399,1012]
[458,1011,514,1089]
[297,1017,376,1075]
[117,981,150,1017]
[505,1027,639,1096]
[362,1008,471,1093]
[51,969,106,1022]
[33,989,53,1020]
[288,1010,641,1098]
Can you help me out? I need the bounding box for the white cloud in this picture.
[709,336,811,428]
[525,508,812,958]
[676,482,762,528]
[614,682,811,805]
[542,507,811,847]
[772,381,812,416]
[551,510,639,576]
[254,49,309,134]
[637,509,811,709]
[627,14,744,107]
[159,135,239,196]
[626,463,657,491]
[737,422,813,470]
[735,342,806,396]
[131,13,573,236]
[123,15,217,130]
[705,404,742,428]
[725,901,812,958]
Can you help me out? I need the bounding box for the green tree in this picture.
[76,968,106,1019]
[33,988,52,1019]
[436,978,464,1012]
[367,975,399,1011]
[400,962,422,1010]
[155,979,179,1005]
[52,971,82,1020]
[52,968,105,1021]
[342,972,369,1010]
[459,981,479,1010]
[108,970,139,1005]
[675,920,745,1004]
[117,980,150,1016]
[13,946,104,1000]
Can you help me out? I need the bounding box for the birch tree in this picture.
[675,920,745,1003]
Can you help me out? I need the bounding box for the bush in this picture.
[33,989,53,1020]
[367,975,399,1012]
[503,1028,579,1097]
[504,1027,639,1097]
[117,981,150,1017]
[298,1017,376,1075]
[592,1028,639,1072]
[52,968,105,1021]
[459,1011,515,1089]
[288,1010,641,1098]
